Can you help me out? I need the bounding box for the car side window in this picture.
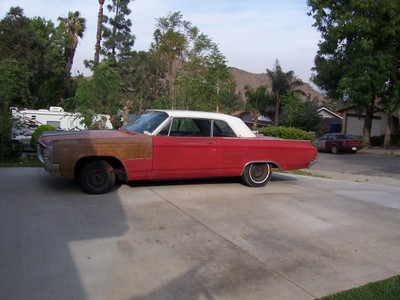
[167,118,211,137]
[157,120,172,136]
[213,120,237,137]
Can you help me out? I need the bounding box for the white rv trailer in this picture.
[11,107,113,130]
[11,107,113,148]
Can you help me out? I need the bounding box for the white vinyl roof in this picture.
[148,109,257,138]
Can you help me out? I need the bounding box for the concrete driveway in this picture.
[1,168,400,300]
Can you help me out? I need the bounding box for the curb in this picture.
[358,148,400,157]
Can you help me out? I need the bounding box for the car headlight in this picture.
[46,144,54,162]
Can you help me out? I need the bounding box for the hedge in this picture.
[258,126,315,141]
[30,124,56,148]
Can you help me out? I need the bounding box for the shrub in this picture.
[0,138,24,162]
[30,124,56,148]
[258,126,316,141]
[370,134,400,147]
[391,134,400,146]
[370,135,384,147]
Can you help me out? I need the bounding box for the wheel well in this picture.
[75,156,127,181]
[242,161,280,175]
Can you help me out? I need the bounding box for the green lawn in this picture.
[0,155,41,168]
[320,275,400,300]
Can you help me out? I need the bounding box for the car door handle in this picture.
[206,141,216,145]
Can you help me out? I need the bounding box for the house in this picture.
[337,106,399,137]
[232,111,273,129]
[317,107,343,135]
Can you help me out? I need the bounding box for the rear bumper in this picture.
[307,155,318,168]
[340,145,363,151]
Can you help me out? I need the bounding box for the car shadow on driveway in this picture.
[0,168,129,300]
[125,173,297,189]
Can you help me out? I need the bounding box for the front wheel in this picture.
[242,163,272,187]
[78,160,115,194]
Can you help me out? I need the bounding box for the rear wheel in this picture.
[78,160,115,194]
[242,163,272,187]
[331,145,339,154]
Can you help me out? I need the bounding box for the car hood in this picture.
[38,129,146,146]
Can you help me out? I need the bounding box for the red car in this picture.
[314,133,363,154]
[38,110,318,194]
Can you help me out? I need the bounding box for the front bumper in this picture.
[37,145,62,178]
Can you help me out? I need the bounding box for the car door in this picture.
[151,117,218,179]
[315,134,328,150]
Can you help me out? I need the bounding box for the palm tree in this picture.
[94,0,105,66]
[58,11,86,99]
[267,59,303,125]
[244,85,272,130]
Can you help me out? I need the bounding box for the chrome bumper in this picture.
[307,155,318,168]
[37,147,62,178]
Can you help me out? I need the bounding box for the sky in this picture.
[0,0,321,84]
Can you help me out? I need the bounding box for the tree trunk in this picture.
[94,0,105,66]
[250,109,259,131]
[58,48,74,103]
[362,99,374,145]
[384,112,392,148]
[111,3,120,58]
[167,59,175,105]
[274,95,280,126]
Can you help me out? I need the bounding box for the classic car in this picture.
[37,110,318,194]
[314,133,364,154]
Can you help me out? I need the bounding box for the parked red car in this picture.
[38,110,318,194]
[314,133,363,154]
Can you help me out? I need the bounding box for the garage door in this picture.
[346,115,381,136]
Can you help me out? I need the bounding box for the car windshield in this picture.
[124,111,168,134]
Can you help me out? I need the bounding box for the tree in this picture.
[281,94,321,132]
[118,51,167,113]
[58,11,86,100]
[29,17,66,107]
[0,59,30,162]
[0,7,32,61]
[244,85,273,130]
[266,60,303,125]
[0,59,30,108]
[0,7,65,108]
[151,11,188,101]
[307,0,400,145]
[174,48,237,111]
[73,62,123,128]
[102,0,135,63]
[204,52,237,113]
[151,11,236,111]
[94,0,105,66]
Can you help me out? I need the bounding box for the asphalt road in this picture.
[1,166,400,300]
[310,152,400,180]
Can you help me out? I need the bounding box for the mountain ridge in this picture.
[230,67,326,105]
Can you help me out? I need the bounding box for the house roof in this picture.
[336,105,382,114]
[317,107,343,119]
